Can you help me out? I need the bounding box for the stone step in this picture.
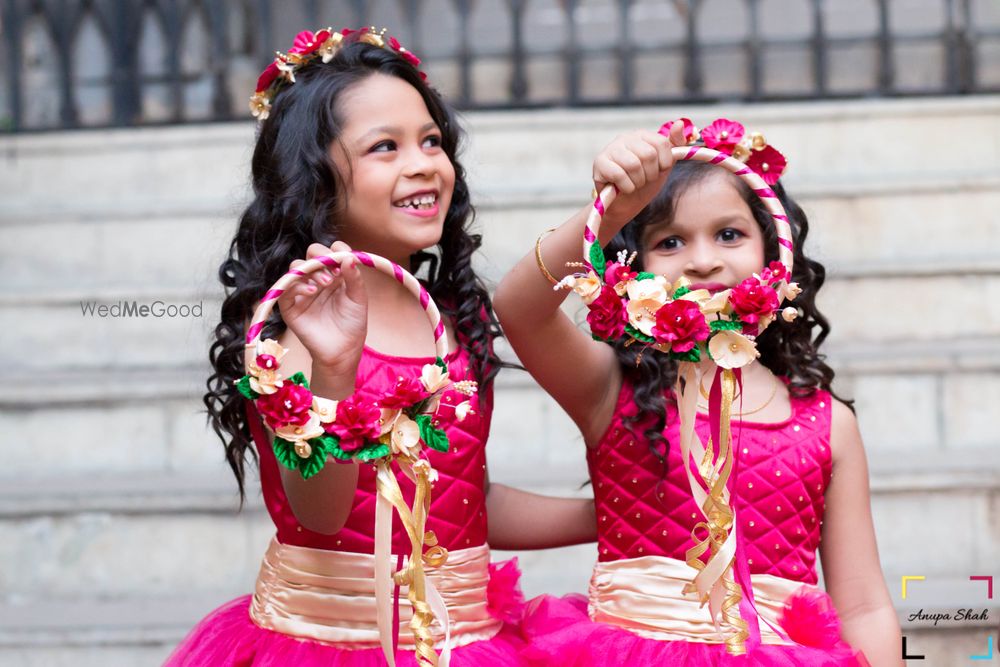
[4,178,999,296]
[2,98,997,221]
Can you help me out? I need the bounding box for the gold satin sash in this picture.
[589,555,804,645]
[250,538,502,651]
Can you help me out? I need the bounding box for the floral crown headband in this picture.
[249,26,425,120]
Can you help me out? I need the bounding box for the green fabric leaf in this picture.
[299,440,330,479]
[236,376,259,400]
[624,324,655,344]
[354,443,391,461]
[710,318,743,332]
[635,272,656,281]
[272,437,299,470]
[416,414,450,453]
[326,436,355,462]
[286,372,309,389]
[671,347,702,363]
[435,357,447,372]
[588,243,607,279]
[672,286,690,299]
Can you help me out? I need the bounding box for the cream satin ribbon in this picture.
[676,364,743,642]
[250,539,502,654]
[589,555,803,645]
[373,458,451,666]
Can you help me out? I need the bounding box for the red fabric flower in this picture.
[256,382,313,429]
[388,36,401,50]
[586,285,628,340]
[764,260,788,282]
[486,558,526,625]
[289,29,331,55]
[746,144,787,185]
[327,395,381,452]
[255,354,278,371]
[604,261,637,287]
[255,61,280,92]
[779,587,842,648]
[729,277,779,325]
[650,299,709,352]
[659,117,698,143]
[701,118,745,153]
[379,376,429,409]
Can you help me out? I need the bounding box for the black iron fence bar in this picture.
[2,0,998,133]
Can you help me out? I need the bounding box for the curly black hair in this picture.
[204,39,505,502]
[604,160,851,464]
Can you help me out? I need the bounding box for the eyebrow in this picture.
[356,121,439,144]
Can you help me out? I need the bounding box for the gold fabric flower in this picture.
[708,330,759,369]
[573,272,602,304]
[390,416,421,457]
[276,413,324,442]
[420,363,450,393]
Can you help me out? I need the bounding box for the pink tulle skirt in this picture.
[521,595,869,667]
[164,594,526,667]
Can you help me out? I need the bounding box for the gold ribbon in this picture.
[676,363,748,655]
[374,458,451,667]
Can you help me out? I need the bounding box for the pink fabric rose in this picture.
[586,285,628,340]
[327,395,381,453]
[379,376,430,409]
[256,382,313,430]
[651,299,710,352]
[779,587,842,649]
[486,558,526,625]
[658,117,698,143]
[701,118,745,152]
[729,277,780,325]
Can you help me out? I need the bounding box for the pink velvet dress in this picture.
[166,345,526,666]
[522,380,869,666]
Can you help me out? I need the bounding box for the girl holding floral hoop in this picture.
[495,119,900,665]
[166,26,594,667]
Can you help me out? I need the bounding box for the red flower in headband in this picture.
[255,61,281,93]
[701,118,745,153]
[745,144,787,185]
[289,29,331,56]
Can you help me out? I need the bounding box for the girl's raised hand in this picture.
[592,120,686,234]
[276,241,368,374]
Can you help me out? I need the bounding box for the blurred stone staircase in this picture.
[1,96,998,666]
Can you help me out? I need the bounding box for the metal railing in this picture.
[1,0,997,132]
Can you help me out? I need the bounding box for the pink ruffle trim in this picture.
[521,594,869,667]
[165,596,524,666]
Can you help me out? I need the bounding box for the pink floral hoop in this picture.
[239,250,476,478]
[563,118,801,368]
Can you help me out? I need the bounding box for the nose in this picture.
[402,144,435,178]
[684,238,724,277]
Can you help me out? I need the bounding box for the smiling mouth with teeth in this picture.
[393,193,437,210]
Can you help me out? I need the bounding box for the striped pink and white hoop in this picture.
[245,250,447,363]
[585,145,795,286]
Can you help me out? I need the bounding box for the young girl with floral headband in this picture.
[165,26,595,667]
[495,120,901,665]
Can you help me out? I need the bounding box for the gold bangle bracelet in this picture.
[534,228,560,285]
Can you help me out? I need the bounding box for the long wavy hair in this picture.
[604,160,851,463]
[205,40,505,502]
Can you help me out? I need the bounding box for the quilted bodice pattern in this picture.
[588,379,833,584]
[257,345,491,555]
